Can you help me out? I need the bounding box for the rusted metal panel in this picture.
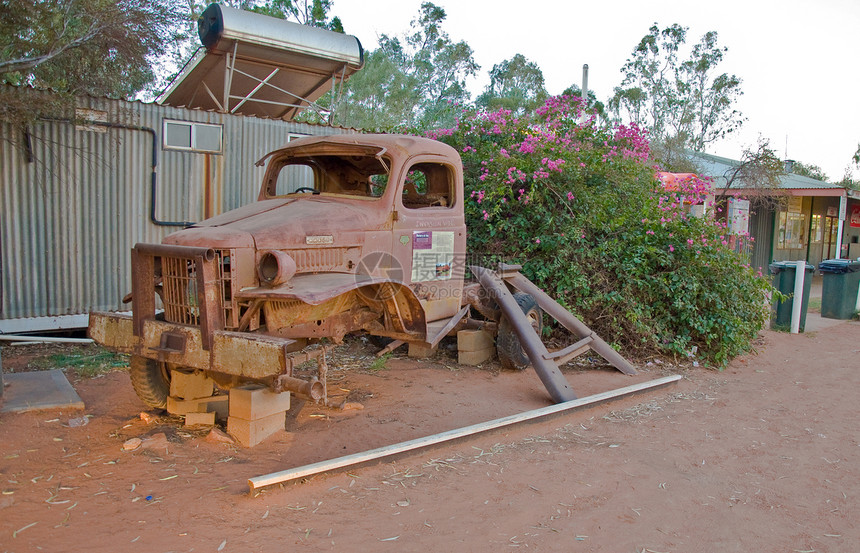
[87,312,136,353]
[0,86,355,327]
[130,248,157,338]
[141,320,210,370]
[211,331,294,379]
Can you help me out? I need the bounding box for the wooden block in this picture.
[457,329,494,352]
[408,342,436,358]
[184,411,216,427]
[458,347,495,366]
[229,385,290,420]
[207,396,229,421]
[167,395,228,416]
[227,411,286,447]
[169,370,214,400]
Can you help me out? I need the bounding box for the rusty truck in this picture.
[89,133,635,412]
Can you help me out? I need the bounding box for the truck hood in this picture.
[165,197,382,250]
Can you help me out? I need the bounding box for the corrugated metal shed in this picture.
[0,87,355,331]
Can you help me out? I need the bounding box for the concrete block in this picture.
[169,370,214,400]
[227,411,286,447]
[458,347,495,366]
[167,395,228,418]
[408,342,436,358]
[228,385,290,421]
[184,411,216,427]
[457,329,494,352]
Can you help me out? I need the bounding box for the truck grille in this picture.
[161,249,238,329]
[287,247,355,273]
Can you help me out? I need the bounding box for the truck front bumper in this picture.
[88,312,307,380]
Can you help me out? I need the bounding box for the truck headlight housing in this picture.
[257,251,296,287]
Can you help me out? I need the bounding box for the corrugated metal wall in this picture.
[1,89,354,322]
[748,208,775,273]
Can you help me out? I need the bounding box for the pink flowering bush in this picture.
[423,95,770,366]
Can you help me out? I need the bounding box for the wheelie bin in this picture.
[818,259,860,319]
[769,261,814,331]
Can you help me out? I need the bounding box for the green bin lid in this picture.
[819,259,860,274]
[769,261,815,274]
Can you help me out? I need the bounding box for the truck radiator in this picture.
[162,249,238,329]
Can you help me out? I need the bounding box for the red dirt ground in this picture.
[1,317,859,552]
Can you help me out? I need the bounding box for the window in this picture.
[401,163,454,209]
[777,211,807,249]
[163,120,222,153]
[810,214,823,243]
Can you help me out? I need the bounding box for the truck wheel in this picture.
[497,292,543,371]
[129,356,171,409]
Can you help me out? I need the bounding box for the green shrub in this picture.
[424,96,770,367]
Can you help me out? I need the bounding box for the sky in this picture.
[332,0,860,182]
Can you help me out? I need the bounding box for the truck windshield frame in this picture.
[263,153,393,200]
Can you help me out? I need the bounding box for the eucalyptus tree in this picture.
[609,23,745,152]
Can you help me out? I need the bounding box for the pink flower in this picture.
[535,238,541,244]
[669,245,675,252]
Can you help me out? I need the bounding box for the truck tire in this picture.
[129,356,171,409]
[497,292,543,371]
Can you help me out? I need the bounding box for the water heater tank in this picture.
[197,3,363,70]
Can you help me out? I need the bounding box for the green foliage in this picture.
[836,167,860,191]
[561,84,606,120]
[330,2,478,130]
[717,138,786,209]
[427,97,771,367]
[790,161,828,182]
[0,0,184,100]
[609,23,745,153]
[368,353,391,372]
[33,347,129,378]
[476,53,547,115]
[243,0,343,31]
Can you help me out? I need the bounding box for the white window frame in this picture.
[163,119,223,154]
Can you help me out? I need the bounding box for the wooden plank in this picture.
[248,375,682,491]
[427,305,470,348]
[375,339,405,357]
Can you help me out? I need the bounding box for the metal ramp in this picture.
[471,265,637,403]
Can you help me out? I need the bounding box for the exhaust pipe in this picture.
[274,375,325,402]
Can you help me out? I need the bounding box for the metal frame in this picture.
[131,243,224,350]
[216,43,345,121]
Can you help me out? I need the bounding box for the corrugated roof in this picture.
[5,83,360,131]
[690,151,847,194]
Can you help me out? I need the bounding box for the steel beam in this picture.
[471,266,577,403]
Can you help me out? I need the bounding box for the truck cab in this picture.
[89,134,470,408]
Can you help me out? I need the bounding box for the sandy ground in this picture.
[1,313,859,553]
